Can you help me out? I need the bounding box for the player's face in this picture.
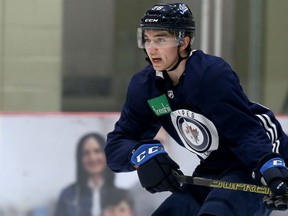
[144,30,179,71]
[82,137,106,176]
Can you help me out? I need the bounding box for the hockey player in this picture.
[105,3,288,216]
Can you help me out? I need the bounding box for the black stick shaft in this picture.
[175,175,271,195]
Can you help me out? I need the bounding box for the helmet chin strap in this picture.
[165,47,189,72]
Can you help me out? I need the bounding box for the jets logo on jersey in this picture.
[171,109,219,159]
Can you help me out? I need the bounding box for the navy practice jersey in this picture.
[105,50,288,174]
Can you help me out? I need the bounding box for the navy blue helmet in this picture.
[140,3,195,33]
[137,3,195,49]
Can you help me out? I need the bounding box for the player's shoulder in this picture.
[130,64,156,86]
[187,50,234,82]
[190,49,226,62]
[188,50,230,72]
[127,65,158,98]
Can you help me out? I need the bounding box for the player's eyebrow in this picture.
[154,32,170,37]
[144,31,171,38]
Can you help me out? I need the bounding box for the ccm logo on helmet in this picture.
[145,19,158,23]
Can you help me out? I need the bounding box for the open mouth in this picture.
[152,57,162,63]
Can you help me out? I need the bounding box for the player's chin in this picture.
[152,64,166,71]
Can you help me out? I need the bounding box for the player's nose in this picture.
[145,41,158,51]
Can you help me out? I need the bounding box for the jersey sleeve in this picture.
[197,59,273,169]
[105,75,161,172]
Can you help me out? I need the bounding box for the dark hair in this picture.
[76,133,115,192]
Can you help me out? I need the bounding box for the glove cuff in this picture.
[256,152,283,170]
[260,158,286,175]
[253,153,287,186]
[130,140,167,168]
[252,153,284,184]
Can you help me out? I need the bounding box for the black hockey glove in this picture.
[130,140,182,193]
[252,153,288,210]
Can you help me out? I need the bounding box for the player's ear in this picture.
[179,36,190,51]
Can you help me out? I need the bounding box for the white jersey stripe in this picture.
[272,140,280,154]
[272,142,276,152]
[275,140,280,153]
[256,114,276,143]
[265,132,271,141]
[262,114,278,141]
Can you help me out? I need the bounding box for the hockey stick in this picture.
[175,174,271,195]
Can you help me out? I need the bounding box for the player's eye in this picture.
[144,38,151,43]
[155,37,166,43]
